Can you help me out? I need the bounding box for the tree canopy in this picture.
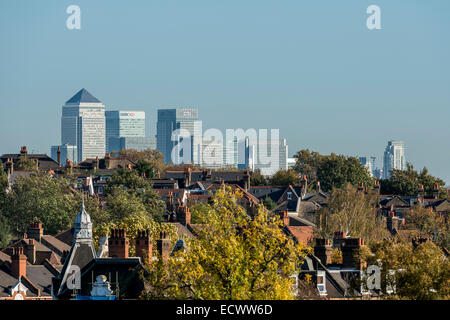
[380,164,447,198]
[293,149,373,192]
[142,186,309,300]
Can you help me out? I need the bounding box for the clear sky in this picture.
[0,0,449,184]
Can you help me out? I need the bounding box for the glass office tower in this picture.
[105,110,146,153]
[156,108,202,164]
[61,89,106,162]
[383,140,406,179]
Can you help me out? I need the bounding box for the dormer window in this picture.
[317,271,327,295]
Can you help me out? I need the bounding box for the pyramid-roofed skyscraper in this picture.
[61,89,106,162]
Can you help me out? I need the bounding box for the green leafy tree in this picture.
[15,155,37,171]
[293,150,373,192]
[270,169,299,186]
[0,215,10,248]
[360,240,450,299]
[4,174,106,235]
[381,164,446,198]
[316,184,387,243]
[263,196,277,210]
[142,186,310,300]
[135,159,158,179]
[405,205,449,249]
[250,169,267,186]
[317,154,373,192]
[112,149,166,174]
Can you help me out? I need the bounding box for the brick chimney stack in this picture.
[177,206,191,226]
[66,159,73,175]
[27,222,43,242]
[280,210,289,226]
[57,146,61,166]
[244,170,250,190]
[25,239,36,264]
[314,239,333,265]
[135,229,152,264]
[332,231,346,249]
[357,182,364,192]
[386,210,399,233]
[341,238,365,268]
[11,247,27,279]
[105,153,111,169]
[108,228,129,258]
[94,156,99,170]
[432,183,439,199]
[20,146,28,160]
[5,157,14,175]
[374,180,380,194]
[184,167,192,187]
[157,231,171,261]
[418,184,425,202]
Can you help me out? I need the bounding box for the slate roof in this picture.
[66,88,101,104]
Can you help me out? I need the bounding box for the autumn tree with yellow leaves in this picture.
[141,186,310,300]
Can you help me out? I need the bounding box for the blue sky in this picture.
[0,1,449,184]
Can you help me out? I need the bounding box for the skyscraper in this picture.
[383,140,406,179]
[359,156,377,177]
[61,89,106,163]
[105,110,152,153]
[156,108,202,164]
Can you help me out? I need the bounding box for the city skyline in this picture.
[1,1,449,183]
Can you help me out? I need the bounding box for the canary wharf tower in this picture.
[61,89,106,163]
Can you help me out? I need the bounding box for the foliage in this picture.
[269,169,299,186]
[263,196,277,211]
[142,186,310,300]
[0,214,10,249]
[250,169,268,186]
[15,155,37,171]
[380,164,447,198]
[293,150,373,192]
[360,240,450,299]
[105,169,166,222]
[112,149,166,173]
[405,205,449,249]
[331,248,343,264]
[135,160,158,179]
[2,173,106,235]
[316,184,388,243]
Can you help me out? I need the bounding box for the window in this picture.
[317,271,327,295]
[287,192,292,200]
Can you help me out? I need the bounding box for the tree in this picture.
[135,160,158,179]
[250,169,267,186]
[263,196,277,210]
[15,155,37,171]
[293,149,324,188]
[0,215,10,248]
[316,184,388,243]
[142,186,309,300]
[316,154,373,192]
[112,149,166,174]
[105,169,166,222]
[405,206,449,249]
[0,161,8,211]
[270,170,299,186]
[380,164,447,198]
[360,240,450,299]
[4,174,106,235]
[293,150,373,192]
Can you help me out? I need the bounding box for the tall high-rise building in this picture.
[156,108,202,164]
[243,138,288,176]
[383,140,406,179]
[61,89,106,163]
[105,110,148,153]
[359,156,377,177]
